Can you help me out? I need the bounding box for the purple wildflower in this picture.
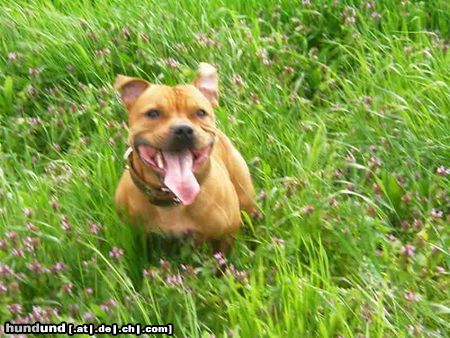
[165,274,184,288]
[7,304,23,314]
[436,266,445,274]
[0,283,7,293]
[271,237,285,247]
[0,264,14,277]
[143,268,158,279]
[431,209,443,219]
[26,222,37,231]
[404,291,418,302]
[401,244,415,258]
[109,247,124,261]
[232,74,244,86]
[8,52,19,62]
[23,236,40,252]
[61,215,71,231]
[51,262,67,273]
[436,166,449,176]
[27,261,46,274]
[226,264,248,282]
[213,252,228,266]
[62,283,73,294]
[164,57,179,68]
[159,258,171,271]
[89,221,102,234]
[12,248,25,257]
[84,311,95,321]
[302,205,315,215]
[5,231,18,242]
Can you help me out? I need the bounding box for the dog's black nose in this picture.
[170,125,194,150]
[173,125,194,139]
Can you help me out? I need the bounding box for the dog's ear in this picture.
[114,75,150,109]
[194,63,218,108]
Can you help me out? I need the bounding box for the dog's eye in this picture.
[195,109,207,118]
[145,109,160,119]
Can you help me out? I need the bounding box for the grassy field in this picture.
[0,0,449,336]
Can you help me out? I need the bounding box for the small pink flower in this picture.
[27,261,47,274]
[23,236,40,252]
[194,33,215,46]
[62,283,73,293]
[28,67,42,77]
[12,248,25,257]
[180,264,199,276]
[27,117,42,126]
[213,252,227,266]
[250,92,260,104]
[6,231,18,242]
[401,193,411,204]
[369,156,381,168]
[226,264,248,282]
[100,298,117,312]
[165,274,184,288]
[302,205,315,215]
[436,266,445,274]
[283,66,294,74]
[271,237,285,247]
[404,46,414,54]
[61,215,71,231]
[0,264,14,277]
[412,219,423,229]
[84,311,95,321]
[0,283,7,293]
[404,291,418,302]
[89,221,102,234]
[373,183,381,194]
[143,268,157,279]
[329,198,339,208]
[50,198,60,210]
[109,247,124,261]
[7,303,23,314]
[431,209,443,219]
[345,16,356,25]
[8,52,19,62]
[85,288,94,295]
[232,74,244,86]
[159,258,171,271]
[26,222,37,231]
[258,190,268,201]
[51,262,67,273]
[401,244,415,258]
[371,12,382,20]
[436,166,449,176]
[387,234,397,242]
[164,57,179,68]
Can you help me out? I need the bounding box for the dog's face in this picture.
[115,63,219,205]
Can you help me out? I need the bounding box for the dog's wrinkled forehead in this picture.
[115,62,219,114]
[132,85,214,116]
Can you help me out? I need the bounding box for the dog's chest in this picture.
[151,208,199,235]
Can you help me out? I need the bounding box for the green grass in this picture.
[0,0,449,336]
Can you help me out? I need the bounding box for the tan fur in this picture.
[114,64,255,252]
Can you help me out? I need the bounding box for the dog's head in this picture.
[114,63,218,205]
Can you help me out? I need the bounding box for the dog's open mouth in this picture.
[136,144,212,205]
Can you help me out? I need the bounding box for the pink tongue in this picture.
[163,150,200,205]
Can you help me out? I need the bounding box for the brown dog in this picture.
[114,63,255,252]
